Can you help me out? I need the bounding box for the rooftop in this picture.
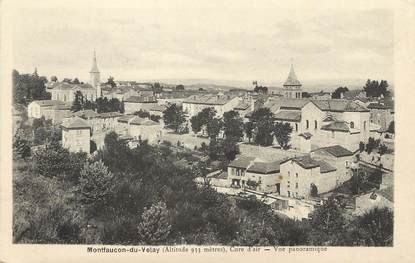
[312,99,369,112]
[367,102,394,110]
[281,155,337,173]
[313,145,354,157]
[183,94,237,105]
[72,109,99,119]
[377,186,394,202]
[246,160,281,174]
[234,101,251,110]
[129,116,159,126]
[321,121,350,132]
[228,156,256,169]
[47,82,95,90]
[31,100,66,107]
[61,116,91,129]
[274,110,302,122]
[124,95,157,103]
[264,97,310,111]
[117,114,136,123]
[98,112,123,118]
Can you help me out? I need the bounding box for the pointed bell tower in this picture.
[283,60,302,99]
[90,49,101,99]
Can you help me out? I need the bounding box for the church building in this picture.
[47,51,102,102]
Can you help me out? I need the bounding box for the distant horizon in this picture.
[13,3,393,85]
[14,66,392,92]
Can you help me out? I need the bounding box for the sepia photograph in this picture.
[7,0,399,251]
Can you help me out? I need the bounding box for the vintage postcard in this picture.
[1,0,414,262]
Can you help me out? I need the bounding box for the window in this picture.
[288,191,291,197]
[295,183,298,189]
[350,121,355,129]
[296,173,298,178]
[64,95,67,101]
[288,171,290,177]
[295,123,298,132]
[314,120,317,130]
[287,181,290,187]
[364,121,367,131]
[306,120,309,129]
[331,131,335,138]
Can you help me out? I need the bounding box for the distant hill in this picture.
[135,78,393,93]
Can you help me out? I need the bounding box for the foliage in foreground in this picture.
[13,132,393,246]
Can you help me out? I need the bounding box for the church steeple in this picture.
[283,63,301,87]
[89,49,101,99]
[90,49,100,73]
[282,61,302,99]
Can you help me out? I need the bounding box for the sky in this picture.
[12,2,393,87]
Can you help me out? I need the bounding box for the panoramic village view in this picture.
[11,7,394,247]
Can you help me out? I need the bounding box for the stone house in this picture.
[182,94,241,118]
[61,116,91,153]
[123,95,158,114]
[127,116,163,144]
[227,156,284,194]
[28,100,73,124]
[279,155,337,198]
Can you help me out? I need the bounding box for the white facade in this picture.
[62,127,90,153]
[183,96,241,117]
[279,159,338,198]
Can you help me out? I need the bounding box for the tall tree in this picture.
[251,108,274,146]
[356,208,393,246]
[364,79,390,98]
[332,86,349,99]
[308,197,346,245]
[273,122,293,149]
[190,107,216,136]
[71,91,84,112]
[107,76,116,88]
[206,117,223,140]
[223,110,244,141]
[137,201,171,244]
[79,161,114,205]
[244,121,255,143]
[153,82,163,94]
[163,104,187,133]
[13,129,31,159]
[12,69,50,105]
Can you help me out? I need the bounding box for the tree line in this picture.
[13,69,50,106]
[71,91,124,113]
